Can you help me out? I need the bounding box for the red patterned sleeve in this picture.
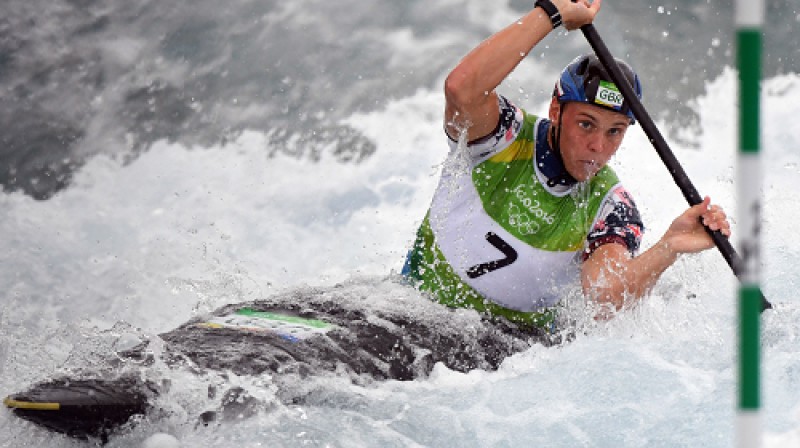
[582,185,644,261]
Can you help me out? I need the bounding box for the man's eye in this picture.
[578,121,592,130]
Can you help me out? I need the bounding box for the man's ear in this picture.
[548,97,561,123]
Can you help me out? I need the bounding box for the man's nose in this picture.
[587,133,605,153]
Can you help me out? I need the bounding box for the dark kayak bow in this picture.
[4,289,558,441]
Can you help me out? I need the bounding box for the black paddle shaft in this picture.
[579,24,772,312]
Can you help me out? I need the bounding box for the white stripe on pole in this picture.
[737,412,761,448]
[737,154,762,285]
[735,1,764,27]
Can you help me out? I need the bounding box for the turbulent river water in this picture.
[1,0,799,446]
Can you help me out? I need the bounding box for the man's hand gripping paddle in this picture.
[579,24,773,312]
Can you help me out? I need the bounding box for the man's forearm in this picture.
[445,8,555,107]
[582,240,679,313]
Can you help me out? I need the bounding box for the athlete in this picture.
[403,0,731,326]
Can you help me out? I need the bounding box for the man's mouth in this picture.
[581,160,600,172]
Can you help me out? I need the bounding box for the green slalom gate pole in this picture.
[736,0,764,446]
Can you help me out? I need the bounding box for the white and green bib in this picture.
[406,98,642,325]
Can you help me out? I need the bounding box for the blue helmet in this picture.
[554,54,643,124]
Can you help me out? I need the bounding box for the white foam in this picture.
[1,70,799,447]
[141,433,181,448]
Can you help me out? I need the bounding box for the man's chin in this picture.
[570,169,597,182]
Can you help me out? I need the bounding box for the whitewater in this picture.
[1,66,799,446]
[2,0,800,444]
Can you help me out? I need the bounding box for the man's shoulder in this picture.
[497,96,545,146]
[500,95,540,128]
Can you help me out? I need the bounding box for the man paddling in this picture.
[403,0,731,326]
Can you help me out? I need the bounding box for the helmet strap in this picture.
[545,103,575,187]
[553,104,565,155]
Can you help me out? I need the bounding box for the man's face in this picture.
[549,99,630,182]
